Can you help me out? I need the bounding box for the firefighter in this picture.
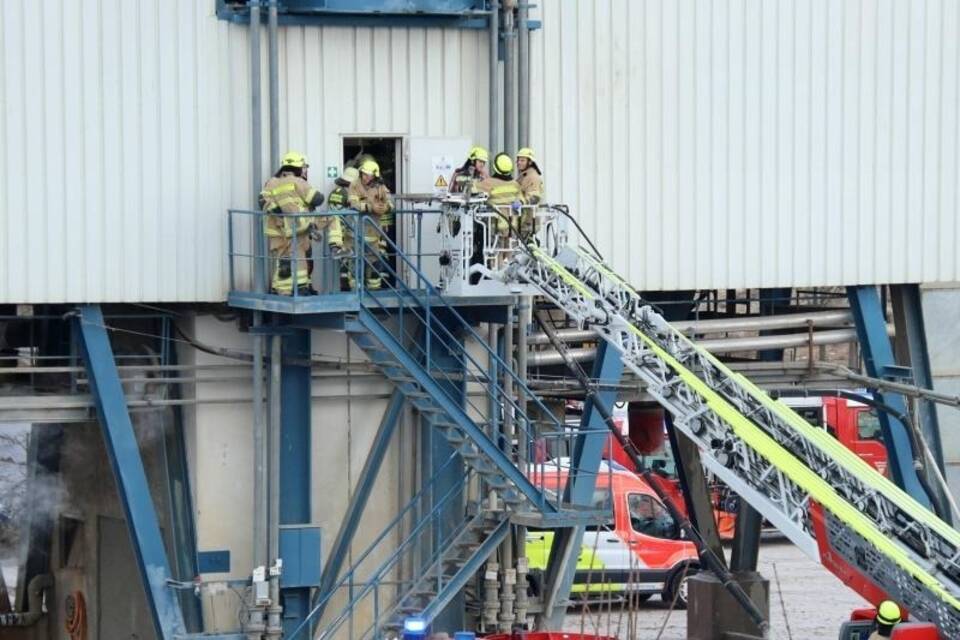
[450,146,490,194]
[476,153,526,267]
[515,147,544,204]
[515,147,543,237]
[328,166,360,291]
[869,600,902,639]
[260,151,340,296]
[348,159,394,290]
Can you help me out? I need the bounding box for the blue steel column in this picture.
[74,305,186,639]
[280,328,312,634]
[420,324,466,633]
[541,341,624,628]
[847,286,932,508]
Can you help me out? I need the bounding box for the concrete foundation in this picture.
[686,571,770,640]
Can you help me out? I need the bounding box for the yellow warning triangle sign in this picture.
[435,175,448,188]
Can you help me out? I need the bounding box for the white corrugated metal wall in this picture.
[1,0,958,302]
[0,0,488,303]
[530,0,960,291]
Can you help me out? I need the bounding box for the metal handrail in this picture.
[287,452,465,639]
[352,214,567,433]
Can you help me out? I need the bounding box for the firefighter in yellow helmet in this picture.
[348,159,394,290]
[450,146,490,194]
[515,148,544,203]
[260,151,341,296]
[477,153,526,263]
[515,147,543,236]
[869,600,902,639]
[328,166,360,291]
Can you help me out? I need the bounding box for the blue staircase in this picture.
[238,214,609,639]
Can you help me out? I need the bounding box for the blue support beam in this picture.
[420,326,467,633]
[279,329,313,635]
[847,286,932,508]
[540,341,624,628]
[314,390,405,617]
[74,305,186,640]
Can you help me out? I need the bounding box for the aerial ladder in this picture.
[439,199,960,636]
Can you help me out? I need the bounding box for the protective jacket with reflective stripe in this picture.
[477,177,525,206]
[518,168,544,203]
[348,179,395,229]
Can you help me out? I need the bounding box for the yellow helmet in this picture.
[281,151,308,169]
[493,153,514,175]
[876,600,902,626]
[516,147,537,162]
[342,167,360,183]
[359,159,381,178]
[468,146,490,163]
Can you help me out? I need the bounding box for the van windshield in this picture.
[627,493,678,539]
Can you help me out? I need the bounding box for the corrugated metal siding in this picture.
[1,1,958,302]
[0,0,487,303]
[530,0,960,290]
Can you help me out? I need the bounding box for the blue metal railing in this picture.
[347,214,616,510]
[286,453,469,639]
[227,208,446,298]
[227,209,615,636]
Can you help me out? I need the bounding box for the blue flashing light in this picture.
[403,616,428,639]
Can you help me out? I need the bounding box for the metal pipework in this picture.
[249,0,266,294]
[266,334,283,638]
[499,305,516,632]
[267,0,279,172]
[526,309,854,345]
[250,333,268,640]
[517,0,530,147]
[488,0,500,150]
[502,0,516,154]
[514,296,532,627]
[527,326,890,367]
[249,3,268,635]
[0,575,51,627]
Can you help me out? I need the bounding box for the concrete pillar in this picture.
[687,572,770,640]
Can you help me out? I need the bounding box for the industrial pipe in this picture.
[499,304,516,631]
[526,310,853,345]
[517,0,530,147]
[488,0,500,150]
[250,2,268,632]
[249,0,265,294]
[0,575,52,627]
[502,0,516,154]
[266,334,283,638]
[527,326,889,367]
[267,0,279,172]
[514,297,532,626]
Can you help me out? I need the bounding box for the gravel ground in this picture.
[562,541,869,639]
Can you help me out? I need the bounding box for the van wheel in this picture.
[663,563,699,609]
